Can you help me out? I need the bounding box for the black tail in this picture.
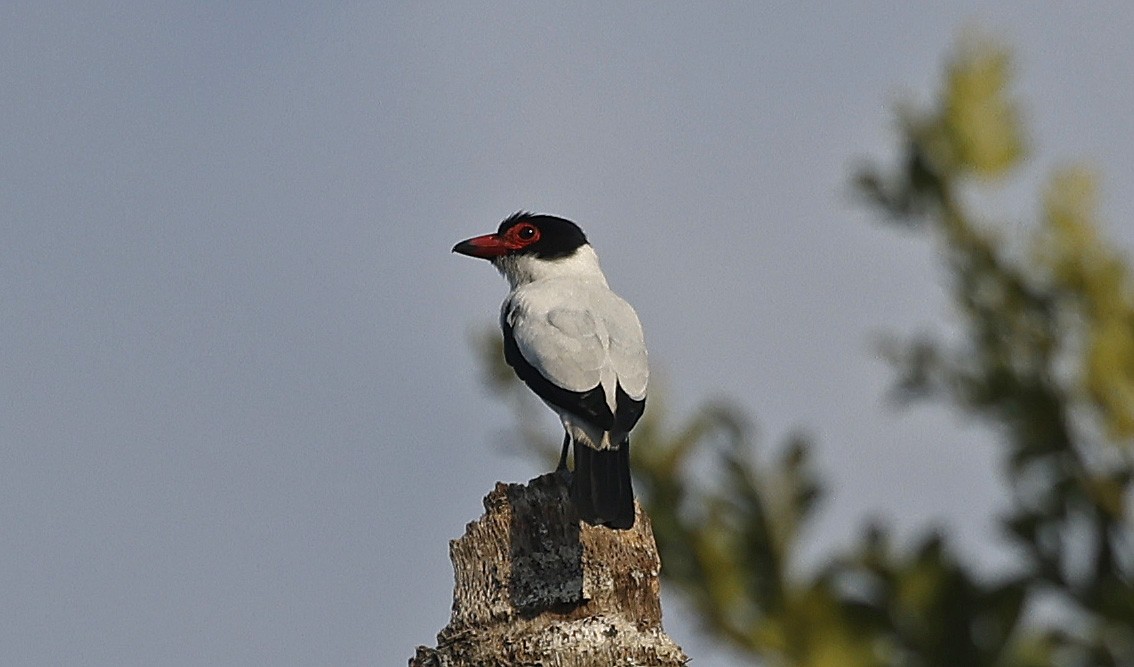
[572,439,635,529]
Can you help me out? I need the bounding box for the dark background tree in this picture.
[481,38,1134,666]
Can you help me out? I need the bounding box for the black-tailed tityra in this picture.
[453,213,648,529]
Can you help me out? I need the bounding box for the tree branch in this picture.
[410,472,688,666]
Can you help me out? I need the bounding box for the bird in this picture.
[453,212,648,529]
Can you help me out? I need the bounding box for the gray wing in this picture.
[506,286,648,409]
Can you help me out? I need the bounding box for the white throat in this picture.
[494,244,609,289]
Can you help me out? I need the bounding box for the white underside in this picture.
[560,410,621,451]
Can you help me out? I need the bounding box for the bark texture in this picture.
[410,472,687,667]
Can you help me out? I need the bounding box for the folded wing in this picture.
[502,285,648,431]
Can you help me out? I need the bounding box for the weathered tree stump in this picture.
[410,471,687,666]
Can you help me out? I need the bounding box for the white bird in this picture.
[453,213,648,529]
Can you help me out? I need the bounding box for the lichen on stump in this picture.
[410,472,687,666]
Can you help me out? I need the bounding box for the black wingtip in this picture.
[572,441,635,530]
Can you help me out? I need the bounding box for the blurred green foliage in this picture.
[480,37,1133,666]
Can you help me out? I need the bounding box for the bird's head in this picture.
[453,212,602,287]
[452,212,588,260]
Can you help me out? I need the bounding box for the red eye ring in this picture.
[508,224,539,245]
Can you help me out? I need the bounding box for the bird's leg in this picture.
[556,431,571,472]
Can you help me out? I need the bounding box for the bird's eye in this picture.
[518,225,537,240]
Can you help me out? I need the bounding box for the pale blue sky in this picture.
[3,3,1132,665]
